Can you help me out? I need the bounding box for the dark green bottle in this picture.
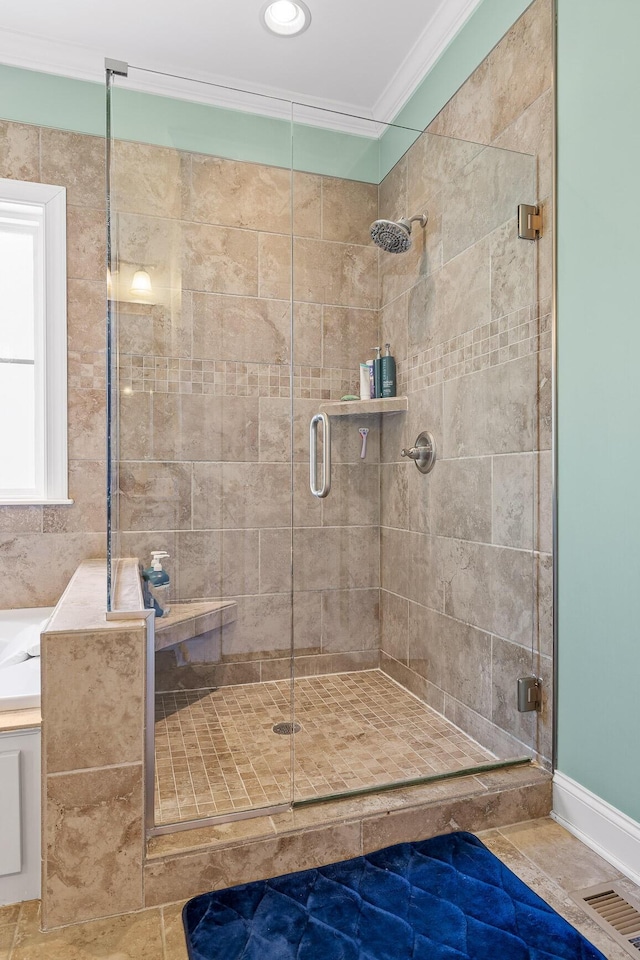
[380,343,396,398]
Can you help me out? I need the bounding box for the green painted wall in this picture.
[556,0,640,821]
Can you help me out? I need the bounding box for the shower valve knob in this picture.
[401,432,437,474]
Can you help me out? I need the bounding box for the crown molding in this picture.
[0,0,482,139]
[372,0,484,123]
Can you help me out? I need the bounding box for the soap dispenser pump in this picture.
[142,551,171,618]
[372,346,383,399]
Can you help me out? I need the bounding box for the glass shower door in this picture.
[106,67,297,828]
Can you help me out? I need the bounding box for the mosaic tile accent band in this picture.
[398,302,552,396]
[154,669,494,824]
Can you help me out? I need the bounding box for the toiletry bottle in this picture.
[142,551,171,617]
[359,363,370,400]
[372,346,382,399]
[380,343,397,398]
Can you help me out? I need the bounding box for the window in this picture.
[0,178,70,505]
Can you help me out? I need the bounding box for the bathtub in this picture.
[0,608,53,711]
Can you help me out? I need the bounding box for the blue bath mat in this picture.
[183,831,606,959]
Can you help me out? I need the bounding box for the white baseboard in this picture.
[553,771,640,887]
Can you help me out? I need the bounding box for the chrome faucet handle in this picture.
[400,432,437,474]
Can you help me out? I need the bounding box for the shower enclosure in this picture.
[106,63,550,833]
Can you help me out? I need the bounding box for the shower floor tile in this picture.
[154,669,495,825]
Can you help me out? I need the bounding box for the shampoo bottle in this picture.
[372,346,382,399]
[142,551,171,617]
[380,343,396,398]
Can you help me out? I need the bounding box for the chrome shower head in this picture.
[369,212,428,254]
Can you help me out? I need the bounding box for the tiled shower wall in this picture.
[112,148,383,682]
[378,0,553,763]
[0,122,107,606]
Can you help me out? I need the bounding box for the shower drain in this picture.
[272,722,301,735]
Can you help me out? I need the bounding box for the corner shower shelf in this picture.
[319,396,408,417]
[155,599,237,651]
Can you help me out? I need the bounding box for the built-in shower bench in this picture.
[154,600,237,652]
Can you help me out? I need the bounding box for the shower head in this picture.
[369,212,428,254]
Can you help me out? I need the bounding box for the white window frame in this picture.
[0,177,71,505]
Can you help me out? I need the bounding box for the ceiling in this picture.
[0,0,482,126]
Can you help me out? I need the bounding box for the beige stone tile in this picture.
[0,120,39,181]
[380,292,408,365]
[258,397,291,462]
[293,301,322,365]
[293,172,321,239]
[407,128,485,216]
[441,146,534,262]
[490,217,536,320]
[192,292,290,363]
[537,348,552,450]
[117,290,191,359]
[535,552,553,658]
[67,206,105,282]
[493,88,553,202]
[44,765,144,926]
[442,353,537,457]
[321,463,379,526]
[114,214,181,293]
[112,140,184,218]
[15,900,163,959]
[144,823,361,907]
[174,529,259,600]
[189,155,290,233]
[321,177,377,245]
[0,923,15,959]
[381,528,442,610]
[362,779,551,851]
[294,238,377,309]
[40,129,104,208]
[258,232,291,300]
[378,213,441,309]
[430,457,492,541]
[440,538,533,644]
[161,903,189,960]
[321,588,379,652]
[67,279,106,354]
[499,818,623,891]
[0,532,105,608]
[44,628,144,771]
[222,462,290,528]
[43,460,106,533]
[380,463,409,530]
[191,462,224,530]
[259,528,292,594]
[119,461,192,532]
[444,696,526,760]
[378,154,407,223]
[67,387,106,460]
[492,452,535,549]
[0,904,21,927]
[380,589,409,664]
[489,0,553,140]
[0,506,42,533]
[409,603,492,718]
[322,306,378,369]
[149,818,276,860]
[427,60,493,145]
[182,222,258,296]
[293,526,378,591]
[220,593,292,659]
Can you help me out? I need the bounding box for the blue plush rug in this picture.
[183,831,606,959]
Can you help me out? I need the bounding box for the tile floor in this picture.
[154,669,495,824]
[2,818,638,959]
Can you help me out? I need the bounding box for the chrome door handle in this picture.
[309,412,331,498]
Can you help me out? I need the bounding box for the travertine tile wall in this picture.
[0,123,107,607]
[378,0,553,764]
[112,148,382,680]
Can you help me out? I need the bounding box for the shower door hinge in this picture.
[517,676,542,712]
[518,203,542,240]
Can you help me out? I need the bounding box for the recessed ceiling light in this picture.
[261,0,311,37]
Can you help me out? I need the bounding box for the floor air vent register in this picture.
[572,883,640,955]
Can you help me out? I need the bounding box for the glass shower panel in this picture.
[107,69,296,827]
[291,105,541,805]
